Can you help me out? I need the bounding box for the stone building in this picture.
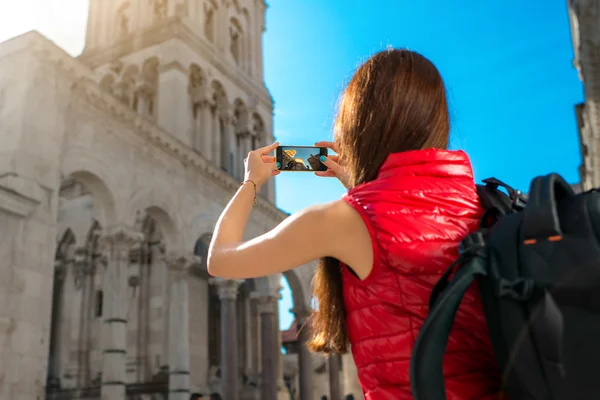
[0,0,361,399]
[568,0,600,189]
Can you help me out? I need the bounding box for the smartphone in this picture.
[275,146,328,172]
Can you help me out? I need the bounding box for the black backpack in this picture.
[410,173,600,400]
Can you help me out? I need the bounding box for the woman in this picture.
[208,49,501,399]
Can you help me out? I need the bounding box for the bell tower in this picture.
[80,0,275,201]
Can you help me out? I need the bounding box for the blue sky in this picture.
[0,1,584,332]
[271,0,584,329]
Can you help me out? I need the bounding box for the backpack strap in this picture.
[410,255,488,400]
[523,173,574,241]
[477,178,527,215]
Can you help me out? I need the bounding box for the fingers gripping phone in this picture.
[275,146,328,172]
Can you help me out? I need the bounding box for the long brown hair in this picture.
[307,49,451,354]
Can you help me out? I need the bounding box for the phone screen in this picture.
[276,146,328,172]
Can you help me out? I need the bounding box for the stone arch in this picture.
[99,74,115,94]
[141,57,159,81]
[189,63,206,89]
[61,150,119,228]
[250,112,266,150]
[114,64,139,107]
[138,57,159,116]
[187,211,218,251]
[204,0,218,43]
[212,80,231,171]
[254,270,309,316]
[211,80,228,112]
[193,232,211,277]
[125,187,182,250]
[231,0,242,14]
[233,98,249,134]
[122,64,139,80]
[189,63,207,117]
[229,17,244,64]
[47,227,77,388]
[282,270,309,315]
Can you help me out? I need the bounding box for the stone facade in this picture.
[568,0,600,190]
[0,0,361,399]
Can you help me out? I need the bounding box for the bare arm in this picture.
[208,197,348,279]
[207,142,373,280]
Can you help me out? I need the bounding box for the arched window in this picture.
[100,74,115,94]
[230,18,243,64]
[211,81,229,172]
[204,4,215,43]
[140,58,159,117]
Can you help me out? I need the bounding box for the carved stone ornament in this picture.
[109,60,124,75]
[68,62,285,221]
[250,287,280,314]
[136,80,156,98]
[209,278,245,300]
[188,84,208,105]
[99,225,144,252]
[165,251,201,274]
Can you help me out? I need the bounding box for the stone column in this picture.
[47,259,67,388]
[161,247,171,371]
[166,251,199,400]
[148,242,166,372]
[68,246,87,386]
[80,249,99,386]
[292,308,313,400]
[239,133,252,180]
[127,242,143,383]
[222,113,235,174]
[200,100,213,161]
[157,66,193,146]
[212,107,222,168]
[274,304,287,397]
[58,248,76,382]
[99,225,143,400]
[328,355,342,400]
[211,278,245,400]
[251,288,280,400]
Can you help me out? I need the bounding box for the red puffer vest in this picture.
[341,149,502,400]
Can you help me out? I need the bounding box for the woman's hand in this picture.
[244,142,280,188]
[314,141,351,189]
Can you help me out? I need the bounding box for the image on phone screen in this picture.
[276,146,328,172]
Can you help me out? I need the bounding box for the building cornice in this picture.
[0,173,43,218]
[1,32,288,222]
[70,78,288,222]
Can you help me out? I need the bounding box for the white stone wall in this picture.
[0,31,318,399]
